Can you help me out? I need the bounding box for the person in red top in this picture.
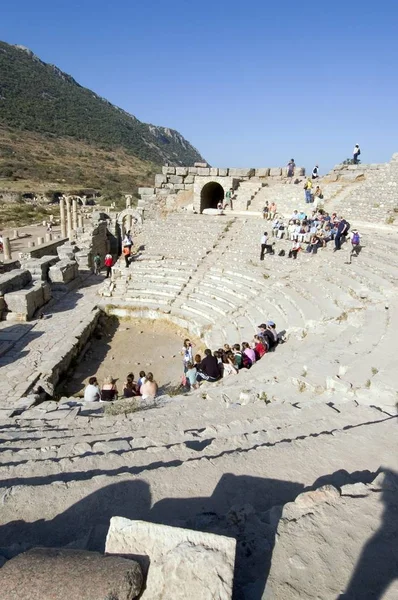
[254,335,267,359]
[104,253,113,278]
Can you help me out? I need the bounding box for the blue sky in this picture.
[1,0,397,172]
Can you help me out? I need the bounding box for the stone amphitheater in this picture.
[0,157,397,599]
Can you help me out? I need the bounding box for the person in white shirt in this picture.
[353,144,361,164]
[260,232,274,259]
[312,165,319,179]
[84,377,101,402]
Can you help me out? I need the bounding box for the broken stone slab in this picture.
[209,167,219,176]
[49,259,78,285]
[197,167,210,176]
[4,282,51,321]
[106,517,236,599]
[19,256,60,281]
[264,471,398,600]
[194,162,208,168]
[0,547,143,600]
[138,187,155,195]
[218,168,228,176]
[0,269,32,295]
[228,168,255,177]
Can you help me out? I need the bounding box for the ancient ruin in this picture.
[0,157,397,599]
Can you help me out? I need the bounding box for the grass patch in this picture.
[386,215,395,225]
[336,311,348,322]
[365,379,371,389]
[371,367,378,376]
[263,273,270,279]
[103,398,142,416]
[257,391,270,403]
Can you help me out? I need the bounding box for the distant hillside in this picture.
[0,40,205,166]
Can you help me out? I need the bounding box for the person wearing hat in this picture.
[257,323,276,350]
[267,321,278,347]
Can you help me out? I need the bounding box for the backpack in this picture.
[352,232,360,244]
[357,148,361,155]
[278,249,285,257]
[242,354,252,369]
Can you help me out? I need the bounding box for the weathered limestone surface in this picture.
[0,547,143,600]
[106,518,236,600]
[0,269,32,295]
[20,256,60,281]
[4,282,50,320]
[228,168,255,177]
[49,259,78,284]
[255,168,270,177]
[265,471,398,600]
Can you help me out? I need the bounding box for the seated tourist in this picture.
[232,344,244,370]
[242,341,256,364]
[257,323,276,350]
[185,362,199,389]
[101,376,118,401]
[222,352,238,377]
[223,343,231,353]
[84,377,101,402]
[196,349,221,382]
[140,372,158,399]
[123,373,139,398]
[254,335,268,358]
[194,354,202,370]
[137,371,146,388]
[288,220,296,240]
[267,321,279,348]
[288,240,301,259]
[269,202,277,220]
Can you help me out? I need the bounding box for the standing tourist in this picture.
[312,165,319,179]
[181,338,194,373]
[224,188,234,210]
[304,178,313,203]
[104,253,113,278]
[334,217,350,251]
[123,245,131,268]
[262,201,269,220]
[349,229,361,261]
[353,144,361,164]
[93,253,101,275]
[260,231,274,259]
[287,159,296,183]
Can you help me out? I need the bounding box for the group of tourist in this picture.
[84,370,159,402]
[181,326,280,390]
[260,210,361,259]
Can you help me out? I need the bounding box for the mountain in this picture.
[0,41,205,167]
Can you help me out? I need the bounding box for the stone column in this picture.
[72,198,78,231]
[125,214,132,232]
[45,233,52,242]
[125,194,132,209]
[60,198,67,238]
[66,198,73,238]
[3,237,12,260]
[37,237,44,246]
[77,214,83,229]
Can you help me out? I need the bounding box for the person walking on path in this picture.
[287,159,296,183]
[353,144,361,164]
[334,218,349,251]
[93,253,101,275]
[349,229,361,262]
[104,253,113,278]
[224,188,234,210]
[123,245,131,268]
[260,231,274,259]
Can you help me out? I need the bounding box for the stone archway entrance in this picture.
[200,182,225,212]
[117,208,143,238]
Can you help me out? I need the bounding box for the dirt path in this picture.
[60,316,205,398]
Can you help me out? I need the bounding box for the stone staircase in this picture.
[232,181,265,211]
[2,208,398,598]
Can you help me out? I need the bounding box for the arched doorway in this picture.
[200,182,225,212]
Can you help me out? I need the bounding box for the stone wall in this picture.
[138,165,305,213]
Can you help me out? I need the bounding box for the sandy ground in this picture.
[60,316,204,398]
